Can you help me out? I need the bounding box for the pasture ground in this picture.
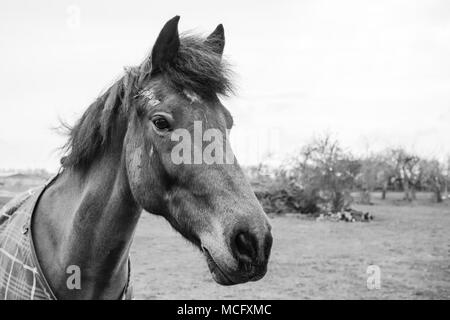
[131,193,450,299]
[1,182,449,299]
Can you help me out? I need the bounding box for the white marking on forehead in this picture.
[149,146,154,157]
[183,89,202,104]
[140,89,161,107]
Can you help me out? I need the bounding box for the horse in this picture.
[0,16,272,300]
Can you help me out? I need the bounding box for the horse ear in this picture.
[205,24,225,56]
[150,16,180,75]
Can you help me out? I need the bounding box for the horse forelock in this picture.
[160,33,234,99]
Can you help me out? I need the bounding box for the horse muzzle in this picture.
[201,224,273,285]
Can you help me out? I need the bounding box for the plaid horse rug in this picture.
[0,184,55,300]
[0,178,133,300]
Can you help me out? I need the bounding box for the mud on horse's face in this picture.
[124,16,272,285]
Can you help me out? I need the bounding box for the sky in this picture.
[0,0,449,171]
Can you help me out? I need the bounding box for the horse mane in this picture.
[61,33,234,171]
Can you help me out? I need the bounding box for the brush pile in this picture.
[252,179,374,222]
[315,208,373,222]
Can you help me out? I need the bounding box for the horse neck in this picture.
[33,149,142,299]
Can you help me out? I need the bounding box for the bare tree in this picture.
[419,159,445,202]
[444,156,450,200]
[357,151,402,202]
[386,149,421,201]
[292,134,360,212]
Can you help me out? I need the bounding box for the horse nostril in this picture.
[234,231,258,263]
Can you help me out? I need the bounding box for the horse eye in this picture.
[152,117,170,130]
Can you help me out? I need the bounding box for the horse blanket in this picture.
[0,178,132,300]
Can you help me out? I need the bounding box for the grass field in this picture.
[1,187,449,299]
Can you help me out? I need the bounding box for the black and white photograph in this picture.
[0,0,449,307]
